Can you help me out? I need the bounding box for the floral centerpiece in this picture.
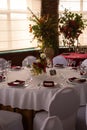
[59,9,87,48]
[27,7,58,55]
[31,53,47,75]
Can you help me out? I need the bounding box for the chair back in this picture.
[52,55,68,66]
[40,116,63,130]
[22,56,36,67]
[49,87,80,130]
[81,59,87,67]
[0,110,24,130]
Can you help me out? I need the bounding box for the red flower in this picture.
[59,9,87,47]
[32,53,47,75]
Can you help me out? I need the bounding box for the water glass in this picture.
[6,60,12,71]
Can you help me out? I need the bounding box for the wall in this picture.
[0,49,39,66]
[0,48,72,66]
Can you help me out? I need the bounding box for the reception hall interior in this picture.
[0,0,87,130]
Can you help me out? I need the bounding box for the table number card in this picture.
[50,69,56,76]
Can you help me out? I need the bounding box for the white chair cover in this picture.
[52,55,68,66]
[85,104,87,126]
[76,105,86,130]
[0,110,24,130]
[81,59,87,67]
[33,87,80,130]
[40,116,63,130]
[22,56,36,67]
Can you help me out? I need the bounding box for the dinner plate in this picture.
[11,66,22,71]
[8,80,25,87]
[72,67,78,70]
[67,77,86,85]
[42,81,59,88]
[54,64,65,68]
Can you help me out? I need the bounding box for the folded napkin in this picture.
[68,77,86,83]
[43,81,54,87]
[11,66,21,70]
[54,64,64,68]
[8,80,25,86]
[72,67,78,70]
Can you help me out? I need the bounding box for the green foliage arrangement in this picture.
[28,7,58,52]
[59,9,87,47]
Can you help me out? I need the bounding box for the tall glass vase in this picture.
[44,47,54,60]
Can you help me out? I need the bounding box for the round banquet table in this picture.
[62,52,87,66]
[0,67,87,130]
[0,67,60,130]
[62,52,87,59]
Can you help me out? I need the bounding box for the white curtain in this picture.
[0,0,41,51]
[0,0,87,51]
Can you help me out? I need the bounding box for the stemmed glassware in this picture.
[79,65,87,76]
[5,60,11,71]
[3,60,12,82]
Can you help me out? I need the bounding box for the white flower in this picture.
[40,53,46,59]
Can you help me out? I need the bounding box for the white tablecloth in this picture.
[0,67,87,111]
[51,66,87,106]
[0,68,60,111]
[0,86,59,111]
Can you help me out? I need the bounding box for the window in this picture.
[0,0,87,51]
[59,0,87,47]
[0,0,41,51]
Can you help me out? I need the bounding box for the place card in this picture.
[43,81,54,87]
[49,69,56,76]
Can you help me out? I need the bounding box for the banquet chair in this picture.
[80,59,87,67]
[40,116,63,130]
[52,55,68,66]
[76,105,86,130]
[22,56,36,67]
[76,104,87,130]
[33,87,80,130]
[0,58,7,70]
[0,110,24,130]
